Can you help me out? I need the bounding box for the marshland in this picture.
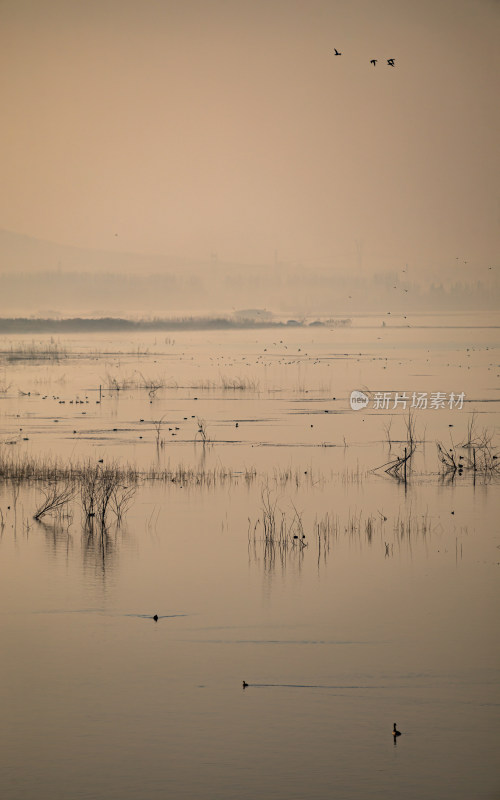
[0,314,498,800]
[3,0,500,793]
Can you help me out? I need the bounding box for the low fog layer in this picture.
[0,229,498,318]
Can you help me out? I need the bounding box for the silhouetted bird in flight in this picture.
[334,48,342,55]
[370,59,377,66]
[387,58,395,67]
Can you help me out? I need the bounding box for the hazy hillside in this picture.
[0,228,184,274]
[0,229,498,317]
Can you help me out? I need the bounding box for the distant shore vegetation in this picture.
[0,315,352,334]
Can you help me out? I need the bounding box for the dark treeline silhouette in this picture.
[0,316,354,333]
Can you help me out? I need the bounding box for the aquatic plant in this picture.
[2,340,68,361]
[33,481,75,521]
[102,371,136,391]
[220,375,260,391]
[436,413,499,478]
[250,499,441,567]
[80,464,136,529]
[374,411,417,483]
[0,447,257,488]
[195,418,210,445]
[136,371,169,399]
[256,487,307,548]
[153,415,167,447]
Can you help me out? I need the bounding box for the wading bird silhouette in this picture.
[370,59,377,66]
[392,723,401,737]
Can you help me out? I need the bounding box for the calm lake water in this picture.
[1,314,499,800]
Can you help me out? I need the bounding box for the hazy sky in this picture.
[1,0,498,271]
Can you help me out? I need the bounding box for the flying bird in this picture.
[370,59,377,66]
[334,48,342,55]
[387,58,395,67]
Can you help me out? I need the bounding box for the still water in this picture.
[0,315,499,799]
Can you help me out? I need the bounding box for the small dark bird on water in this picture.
[334,48,342,55]
[393,723,401,737]
[370,59,377,66]
[242,681,248,688]
[387,58,396,67]
[153,614,159,621]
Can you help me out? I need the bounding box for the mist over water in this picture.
[0,229,498,319]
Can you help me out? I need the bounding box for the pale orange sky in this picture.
[0,0,498,270]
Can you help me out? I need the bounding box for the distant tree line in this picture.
[0,316,353,333]
[0,268,497,315]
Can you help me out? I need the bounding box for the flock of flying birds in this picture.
[334,48,396,67]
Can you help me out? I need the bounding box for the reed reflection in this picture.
[36,517,74,561]
[82,516,119,577]
[248,493,462,576]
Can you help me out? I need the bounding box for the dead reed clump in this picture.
[250,501,441,567]
[254,487,308,549]
[144,462,241,487]
[220,375,260,392]
[374,411,418,483]
[33,481,75,520]
[0,447,255,490]
[153,415,167,447]
[136,371,169,399]
[437,413,499,478]
[3,340,68,362]
[248,487,308,571]
[102,371,136,391]
[80,464,136,529]
[195,418,211,445]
